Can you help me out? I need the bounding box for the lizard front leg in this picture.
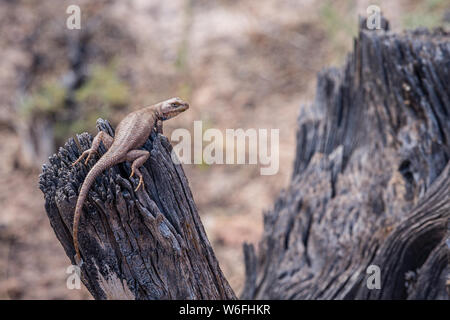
[155,120,163,134]
[126,150,150,191]
[73,131,113,166]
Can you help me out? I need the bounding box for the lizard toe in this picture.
[134,177,144,192]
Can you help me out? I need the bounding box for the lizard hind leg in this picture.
[73,131,113,166]
[126,150,150,191]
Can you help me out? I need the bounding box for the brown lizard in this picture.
[71,97,189,265]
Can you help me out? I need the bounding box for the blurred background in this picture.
[0,0,448,299]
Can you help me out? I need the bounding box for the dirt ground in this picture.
[0,0,446,299]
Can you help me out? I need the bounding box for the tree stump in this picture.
[242,24,449,300]
[39,120,236,299]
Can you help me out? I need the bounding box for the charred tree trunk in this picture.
[39,120,236,300]
[242,24,450,300]
[40,21,449,300]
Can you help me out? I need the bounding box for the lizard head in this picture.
[158,97,189,120]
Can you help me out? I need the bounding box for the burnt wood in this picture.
[39,120,236,299]
[242,25,449,300]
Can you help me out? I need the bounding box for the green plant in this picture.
[403,0,449,29]
[19,62,130,144]
[75,63,129,108]
[318,1,358,64]
[19,79,67,118]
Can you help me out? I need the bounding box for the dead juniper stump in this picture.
[39,120,236,300]
[242,24,450,300]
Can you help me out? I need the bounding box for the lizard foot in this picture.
[126,150,149,192]
[72,149,98,166]
[84,150,98,165]
[135,176,144,192]
[130,168,145,191]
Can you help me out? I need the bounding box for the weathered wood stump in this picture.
[242,24,449,300]
[39,121,236,299]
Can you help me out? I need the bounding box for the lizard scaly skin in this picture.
[72,97,189,264]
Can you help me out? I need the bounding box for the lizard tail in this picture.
[73,156,112,264]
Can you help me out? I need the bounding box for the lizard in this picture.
[71,97,189,265]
